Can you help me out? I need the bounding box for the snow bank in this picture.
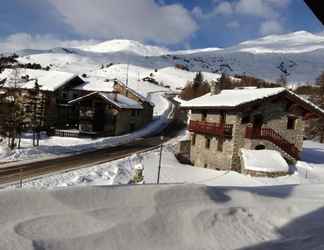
[2,184,324,250]
[241,149,289,173]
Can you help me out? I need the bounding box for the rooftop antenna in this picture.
[126,63,129,87]
[126,54,129,87]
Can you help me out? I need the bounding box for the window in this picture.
[192,134,196,146]
[205,137,211,149]
[217,137,224,152]
[287,116,297,130]
[62,92,68,100]
[202,112,207,121]
[220,111,226,124]
[131,110,136,117]
[204,163,208,168]
[130,123,135,132]
[242,115,250,124]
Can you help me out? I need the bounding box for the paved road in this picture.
[0,93,185,186]
[0,136,173,186]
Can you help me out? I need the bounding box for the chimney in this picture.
[210,80,220,95]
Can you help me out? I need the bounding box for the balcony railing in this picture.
[189,120,233,138]
[245,127,299,159]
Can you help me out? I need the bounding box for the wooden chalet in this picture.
[69,91,145,136]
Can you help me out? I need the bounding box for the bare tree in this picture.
[318,72,324,143]
[306,71,324,143]
[3,67,26,149]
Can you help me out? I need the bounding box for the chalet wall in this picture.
[190,112,238,170]
[231,99,304,169]
[189,99,305,172]
[115,110,141,135]
[114,82,153,126]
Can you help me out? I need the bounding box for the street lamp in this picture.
[157,135,164,184]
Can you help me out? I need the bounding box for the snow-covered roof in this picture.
[241,149,289,173]
[0,68,78,92]
[285,89,324,116]
[181,87,324,116]
[114,80,154,105]
[69,92,143,110]
[74,76,115,92]
[182,87,286,109]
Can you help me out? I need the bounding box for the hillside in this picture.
[13,30,324,88]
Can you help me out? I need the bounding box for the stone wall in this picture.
[231,99,305,170]
[190,111,238,170]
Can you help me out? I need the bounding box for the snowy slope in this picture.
[78,39,169,56]
[231,31,324,54]
[15,30,324,87]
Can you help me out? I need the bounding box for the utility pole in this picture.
[157,135,164,184]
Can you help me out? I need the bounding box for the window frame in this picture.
[192,134,196,146]
[205,136,211,149]
[287,116,297,130]
[202,112,207,122]
[217,137,224,152]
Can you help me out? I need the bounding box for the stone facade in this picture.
[189,98,306,172]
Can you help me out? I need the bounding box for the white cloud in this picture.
[192,6,204,19]
[227,21,240,29]
[260,20,284,35]
[211,0,289,36]
[48,0,198,45]
[0,33,98,53]
[214,2,234,15]
[235,0,276,18]
[213,0,290,19]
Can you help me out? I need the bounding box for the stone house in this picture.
[181,86,324,172]
[69,92,145,136]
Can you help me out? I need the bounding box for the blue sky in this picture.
[0,0,323,52]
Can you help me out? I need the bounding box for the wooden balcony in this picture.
[189,120,233,138]
[245,127,299,159]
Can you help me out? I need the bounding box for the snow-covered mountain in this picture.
[13,31,324,87]
[231,31,324,54]
[78,39,169,56]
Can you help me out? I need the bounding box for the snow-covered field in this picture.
[1,183,324,250]
[2,137,324,249]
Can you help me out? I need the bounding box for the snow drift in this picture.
[1,184,324,250]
